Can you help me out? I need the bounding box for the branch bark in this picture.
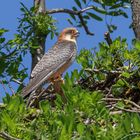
[131,0,140,40]
[46,6,97,15]
[102,98,140,109]
[31,0,47,74]
[0,132,21,140]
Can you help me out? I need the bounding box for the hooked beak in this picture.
[74,31,80,37]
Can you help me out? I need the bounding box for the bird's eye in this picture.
[71,30,75,34]
[67,30,73,34]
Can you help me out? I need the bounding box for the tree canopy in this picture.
[1,0,140,139]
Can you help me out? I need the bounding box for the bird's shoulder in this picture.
[31,40,77,78]
[52,40,77,49]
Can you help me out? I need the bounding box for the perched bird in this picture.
[21,27,79,98]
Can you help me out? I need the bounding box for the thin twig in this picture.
[115,106,140,113]
[102,98,140,109]
[104,31,112,46]
[78,14,94,35]
[85,68,122,75]
[0,80,7,94]
[109,110,123,115]
[0,132,21,140]
[12,79,25,86]
[7,82,15,95]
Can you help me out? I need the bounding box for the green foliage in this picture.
[16,3,57,53]
[77,37,140,101]
[1,1,140,140]
[68,0,130,32]
[0,79,140,139]
[0,3,57,92]
[1,36,140,138]
[0,28,27,87]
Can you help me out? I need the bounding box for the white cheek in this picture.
[65,34,71,40]
[65,34,76,43]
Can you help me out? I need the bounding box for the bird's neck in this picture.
[58,35,77,44]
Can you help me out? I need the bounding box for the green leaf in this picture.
[107,24,117,33]
[71,69,80,81]
[108,10,128,18]
[87,12,103,21]
[121,72,131,78]
[69,14,76,20]
[134,40,140,51]
[82,0,86,4]
[72,6,78,11]
[0,28,8,36]
[110,3,123,9]
[1,111,16,131]
[77,123,85,135]
[83,15,90,19]
[122,114,131,133]
[74,0,82,9]
[117,101,125,108]
[39,100,50,114]
[132,137,140,140]
[31,45,39,49]
[7,96,20,112]
[67,18,73,25]
[51,32,54,39]
[0,38,5,43]
[133,114,140,131]
[116,79,125,86]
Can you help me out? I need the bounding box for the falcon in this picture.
[21,27,79,98]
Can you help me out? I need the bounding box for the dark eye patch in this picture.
[67,30,72,34]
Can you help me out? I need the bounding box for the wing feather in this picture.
[21,41,77,98]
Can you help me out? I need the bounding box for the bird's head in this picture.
[58,27,79,43]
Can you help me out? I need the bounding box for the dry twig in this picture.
[102,98,140,109]
[0,132,21,140]
[115,106,140,113]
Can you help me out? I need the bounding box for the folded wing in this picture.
[21,41,77,98]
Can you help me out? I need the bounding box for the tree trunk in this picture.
[131,0,140,40]
[31,0,47,75]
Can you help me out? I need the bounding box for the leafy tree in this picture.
[1,0,140,139]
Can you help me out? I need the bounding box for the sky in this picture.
[0,0,135,101]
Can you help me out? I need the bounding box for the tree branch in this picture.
[102,98,140,109]
[46,6,95,35]
[104,31,112,46]
[85,68,122,75]
[0,132,21,140]
[78,14,94,35]
[31,0,47,73]
[12,79,25,86]
[46,6,96,15]
[131,0,140,40]
[34,0,46,13]
[115,106,140,113]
